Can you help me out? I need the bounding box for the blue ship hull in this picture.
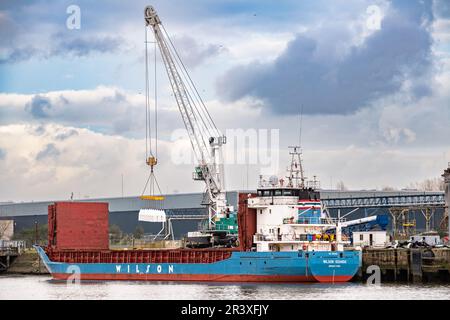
[35,246,361,283]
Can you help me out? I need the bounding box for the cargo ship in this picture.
[35,147,361,283]
[35,6,360,282]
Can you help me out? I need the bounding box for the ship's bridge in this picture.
[250,188,320,208]
[256,187,319,199]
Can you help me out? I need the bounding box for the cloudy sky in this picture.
[1,0,450,202]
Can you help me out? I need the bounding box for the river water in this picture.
[1,275,449,300]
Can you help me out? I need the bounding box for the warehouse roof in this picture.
[0,189,442,217]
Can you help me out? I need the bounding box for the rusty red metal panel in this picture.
[47,249,232,264]
[44,200,245,263]
[48,202,109,251]
[48,204,56,248]
[238,192,257,251]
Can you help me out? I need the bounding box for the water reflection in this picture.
[0,275,449,300]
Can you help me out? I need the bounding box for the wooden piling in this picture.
[362,247,450,283]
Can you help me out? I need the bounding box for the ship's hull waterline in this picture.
[35,246,360,283]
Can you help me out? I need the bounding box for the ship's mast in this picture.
[286,146,306,189]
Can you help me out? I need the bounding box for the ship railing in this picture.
[254,234,262,242]
[249,197,300,206]
[297,218,321,224]
[283,217,346,225]
[321,217,346,224]
[305,180,321,189]
[0,240,26,255]
[254,233,340,243]
[0,246,20,256]
[253,234,276,242]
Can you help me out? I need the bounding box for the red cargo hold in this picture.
[237,193,257,251]
[48,202,109,250]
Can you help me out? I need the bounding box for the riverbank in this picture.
[358,247,450,282]
[6,249,48,274]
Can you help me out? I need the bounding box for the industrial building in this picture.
[0,189,446,240]
[353,231,389,248]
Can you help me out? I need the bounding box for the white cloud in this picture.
[301,147,450,191]
[1,62,449,201]
[1,0,449,201]
[0,86,180,138]
[0,123,203,202]
[432,17,450,56]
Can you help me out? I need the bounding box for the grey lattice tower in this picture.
[443,163,450,236]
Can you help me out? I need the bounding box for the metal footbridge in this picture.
[321,192,445,209]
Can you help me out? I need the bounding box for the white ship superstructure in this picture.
[248,147,348,253]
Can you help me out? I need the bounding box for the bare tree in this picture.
[381,186,397,191]
[406,177,444,191]
[336,181,348,191]
[133,226,145,239]
[0,220,13,240]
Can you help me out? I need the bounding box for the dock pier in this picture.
[0,245,20,272]
[361,248,450,282]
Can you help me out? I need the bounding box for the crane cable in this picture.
[158,24,221,160]
[161,24,219,137]
[141,25,163,204]
[160,24,220,139]
[144,26,158,161]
